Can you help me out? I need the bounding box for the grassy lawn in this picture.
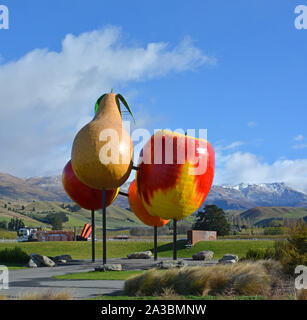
[157,240,274,259]
[0,229,17,239]
[6,265,28,270]
[55,270,146,280]
[0,240,274,260]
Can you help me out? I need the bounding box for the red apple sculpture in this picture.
[62,160,119,210]
[136,130,215,221]
[128,180,169,227]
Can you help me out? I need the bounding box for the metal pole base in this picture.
[91,210,95,262]
[102,190,106,265]
[154,226,158,261]
[173,219,177,260]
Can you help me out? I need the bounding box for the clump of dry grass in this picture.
[124,261,274,297]
[0,294,6,300]
[17,290,73,300]
[159,288,183,300]
[297,289,307,300]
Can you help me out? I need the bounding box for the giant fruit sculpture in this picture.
[71,93,134,190]
[128,180,169,227]
[136,130,215,221]
[62,160,119,210]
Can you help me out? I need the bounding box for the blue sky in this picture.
[0,0,306,191]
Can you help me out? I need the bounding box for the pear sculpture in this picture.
[71,92,134,190]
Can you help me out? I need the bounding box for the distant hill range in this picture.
[238,206,307,226]
[0,173,140,229]
[0,172,68,202]
[1,171,307,211]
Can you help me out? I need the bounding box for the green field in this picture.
[55,270,146,280]
[0,230,17,239]
[0,199,143,229]
[0,240,274,260]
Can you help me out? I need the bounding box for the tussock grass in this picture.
[124,261,281,297]
[17,290,73,300]
[159,288,184,300]
[297,289,307,300]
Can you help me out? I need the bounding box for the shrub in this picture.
[275,221,307,274]
[8,218,24,231]
[264,227,284,235]
[0,221,8,230]
[245,247,276,260]
[124,261,272,297]
[274,240,288,260]
[0,247,29,264]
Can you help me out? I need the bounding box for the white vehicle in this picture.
[87,234,97,241]
[17,227,38,242]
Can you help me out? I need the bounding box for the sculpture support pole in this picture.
[173,219,177,260]
[91,210,95,262]
[102,190,107,265]
[154,226,158,261]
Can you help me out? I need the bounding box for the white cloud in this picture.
[214,150,307,193]
[216,141,244,151]
[0,27,214,177]
[292,134,307,149]
[247,121,257,128]
[294,134,304,141]
[292,143,307,150]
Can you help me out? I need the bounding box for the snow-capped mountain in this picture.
[204,183,307,210]
[1,171,307,210]
[113,182,307,211]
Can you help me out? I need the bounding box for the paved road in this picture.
[3,258,218,300]
[4,261,124,299]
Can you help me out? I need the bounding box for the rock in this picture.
[57,259,67,264]
[26,259,38,268]
[53,254,72,263]
[156,260,187,270]
[127,251,152,259]
[192,250,214,261]
[95,264,122,272]
[218,254,239,264]
[30,253,56,267]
